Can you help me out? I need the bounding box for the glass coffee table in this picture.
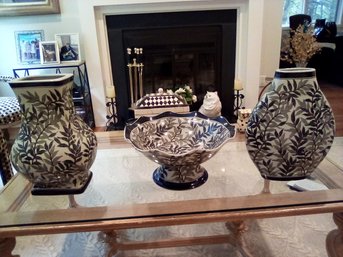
[0,141,343,257]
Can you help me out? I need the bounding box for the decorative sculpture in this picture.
[199,91,222,118]
[236,109,252,133]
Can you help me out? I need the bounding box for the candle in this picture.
[234,79,243,91]
[105,86,116,98]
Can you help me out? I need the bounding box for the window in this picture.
[282,0,343,26]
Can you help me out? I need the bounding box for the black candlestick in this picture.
[105,97,121,131]
[234,89,245,117]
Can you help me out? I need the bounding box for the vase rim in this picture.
[276,68,315,73]
[9,74,73,88]
[124,111,236,156]
[274,68,316,79]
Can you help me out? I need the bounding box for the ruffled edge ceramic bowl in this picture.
[124,111,236,190]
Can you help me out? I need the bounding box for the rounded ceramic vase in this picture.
[124,111,236,190]
[246,68,335,180]
[9,74,97,195]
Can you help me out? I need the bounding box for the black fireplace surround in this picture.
[106,9,237,126]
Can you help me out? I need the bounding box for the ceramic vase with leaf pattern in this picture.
[125,111,236,190]
[246,68,335,180]
[9,74,97,195]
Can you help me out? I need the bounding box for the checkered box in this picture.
[136,93,187,108]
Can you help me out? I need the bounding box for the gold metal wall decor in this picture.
[0,0,60,16]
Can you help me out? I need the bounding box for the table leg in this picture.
[68,195,81,208]
[0,237,19,257]
[98,230,119,257]
[100,224,253,256]
[226,221,254,257]
[327,212,343,257]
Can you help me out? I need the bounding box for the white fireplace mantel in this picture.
[77,0,283,127]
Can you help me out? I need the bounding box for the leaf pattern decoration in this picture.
[10,78,97,190]
[126,113,235,184]
[246,73,335,180]
[130,117,233,154]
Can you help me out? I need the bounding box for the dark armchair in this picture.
[289,14,312,32]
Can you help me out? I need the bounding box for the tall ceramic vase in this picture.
[9,74,97,195]
[246,68,335,180]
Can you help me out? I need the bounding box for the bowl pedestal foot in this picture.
[153,164,208,190]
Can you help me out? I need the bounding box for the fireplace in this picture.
[106,9,237,126]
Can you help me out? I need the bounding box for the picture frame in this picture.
[15,30,44,65]
[0,0,60,17]
[39,41,60,65]
[55,33,81,63]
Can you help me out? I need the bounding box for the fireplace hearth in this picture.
[106,9,237,126]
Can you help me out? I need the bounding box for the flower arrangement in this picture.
[157,85,197,105]
[173,85,197,105]
[281,23,321,67]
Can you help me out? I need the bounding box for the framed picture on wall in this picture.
[55,33,81,63]
[39,41,60,64]
[0,0,60,17]
[15,30,44,65]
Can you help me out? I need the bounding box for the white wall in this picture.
[0,0,81,95]
[0,0,284,127]
[261,0,284,80]
[0,0,81,73]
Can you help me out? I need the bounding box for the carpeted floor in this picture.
[11,139,343,257]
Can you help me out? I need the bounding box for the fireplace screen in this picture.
[144,50,216,97]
